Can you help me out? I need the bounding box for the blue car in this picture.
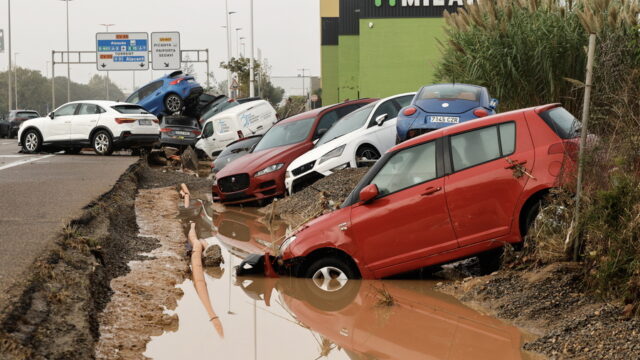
[126,70,203,118]
[396,83,498,142]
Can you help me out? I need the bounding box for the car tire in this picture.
[93,130,113,156]
[22,130,42,154]
[355,145,381,166]
[164,94,184,114]
[303,256,361,311]
[65,147,82,155]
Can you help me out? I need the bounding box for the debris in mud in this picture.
[261,167,368,225]
[203,245,224,267]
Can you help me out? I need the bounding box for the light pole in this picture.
[235,28,242,59]
[239,37,245,57]
[7,0,12,111]
[249,0,255,97]
[13,52,18,109]
[224,2,236,97]
[60,0,72,102]
[99,23,114,100]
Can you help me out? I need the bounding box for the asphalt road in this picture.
[0,140,137,306]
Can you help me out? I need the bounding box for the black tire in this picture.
[164,94,184,114]
[22,129,42,154]
[355,145,381,166]
[478,247,503,274]
[92,130,113,156]
[302,256,361,311]
[65,147,82,155]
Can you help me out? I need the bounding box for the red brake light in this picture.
[115,118,137,124]
[237,130,244,139]
[473,109,489,117]
[192,130,202,135]
[160,128,173,132]
[152,118,159,124]
[403,107,417,116]
[169,77,186,85]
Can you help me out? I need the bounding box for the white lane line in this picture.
[0,154,56,171]
[0,155,28,158]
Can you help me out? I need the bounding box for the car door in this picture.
[444,116,535,247]
[71,103,102,141]
[44,103,78,142]
[366,98,403,151]
[198,121,219,157]
[350,139,457,272]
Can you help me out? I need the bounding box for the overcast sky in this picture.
[0,0,320,94]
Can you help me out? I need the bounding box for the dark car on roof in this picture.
[7,110,40,138]
[211,135,263,175]
[158,115,202,149]
[212,98,377,205]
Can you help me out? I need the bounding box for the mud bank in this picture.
[0,164,212,360]
[438,263,640,359]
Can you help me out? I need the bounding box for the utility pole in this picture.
[7,0,12,112]
[100,23,114,100]
[60,0,72,102]
[235,28,242,58]
[13,52,18,109]
[224,1,234,97]
[249,0,255,97]
[298,68,309,105]
[571,33,597,261]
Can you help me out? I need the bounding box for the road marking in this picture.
[0,155,55,171]
[0,155,28,158]
[0,142,17,145]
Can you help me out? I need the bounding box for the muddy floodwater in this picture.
[127,196,539,360]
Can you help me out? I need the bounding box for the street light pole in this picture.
[7,0,12,112]
[224,1,235,97]
[239,37,245,57]
[100,23,114,100]
[60,0,72,102]
[249,0,255,97]
[14,52,18,109]
[235,28,242,58]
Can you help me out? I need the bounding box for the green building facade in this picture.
[321,0,463,104]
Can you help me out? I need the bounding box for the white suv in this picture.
[18,101,160,155]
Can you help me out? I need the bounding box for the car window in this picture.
[78,103,100,115]
[317,104,375,147]
[203,122,214,138]
[369,141,437,196]
[253,117,315,152]
[54,104,79,117]
[539,107,580,139]
[393,95,414,108]
[418,84,481,101]
[451,126,501,171]
[314,110,339,139]
[112,105,149,114]
[336,104,363,118]
[369,100,398,127]
[163,117,199,127]
[16,111,39,119]
[499,122,516,156]
[149,80,164,93]
[220,136,262,157]
[126,90,140,103]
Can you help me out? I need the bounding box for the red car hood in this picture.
[216,142,311,178]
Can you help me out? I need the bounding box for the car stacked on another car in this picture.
[18,101,160,155]
[285,92,415,194]
[396,83,497,142]
[158,116,202,150]
[126,70,203,117]
[212,98,377,204]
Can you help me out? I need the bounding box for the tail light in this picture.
[115,118,137,124]
[192,130,202,135]
[169,78,186,85]
[407,129,419,139]
[237,130,244,138]
[160,128,173,133]
[473,109,489,117]
[403,107,417,116]
[152,118,159,124]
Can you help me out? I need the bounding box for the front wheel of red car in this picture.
[303,256,360,311]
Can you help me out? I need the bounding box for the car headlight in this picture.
[319,145,345,164]
[255,163,284,177]
[279,235,296,253]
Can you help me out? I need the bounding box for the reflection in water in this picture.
[145,204,528,360]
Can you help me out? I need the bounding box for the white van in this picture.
[196,100,277,158]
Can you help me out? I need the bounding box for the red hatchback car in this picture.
[212,99,377,204]
[244,104,580,281]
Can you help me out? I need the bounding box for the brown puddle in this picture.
[144,202,537,360]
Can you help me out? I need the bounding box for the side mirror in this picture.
[375,114,388,126]
[489,98,499,110]
[48,112,54,119]
[313,138,319,145]
[359,184,379,204]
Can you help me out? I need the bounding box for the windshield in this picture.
[417,84,481,101]
[253,117,315,152]
[316,103,375,147]
[539,107,581,139]
[202,100,239,120]
[16,111,39,119]
[219,136,262,158]
[112,105,149,114]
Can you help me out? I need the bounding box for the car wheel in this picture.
[164,94,183,114]
[303,257,361,311]
[93,130,113,156]
[355,145,381,166]
[22,130,42,154]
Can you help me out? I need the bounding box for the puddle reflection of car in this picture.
[238,278,523,360]
[214,209,286,259]
[242,104,581,281]
[396,83,498,142]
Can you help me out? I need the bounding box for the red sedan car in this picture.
[240,104,580,280]
[212,99,376,204]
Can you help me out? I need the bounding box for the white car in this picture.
[18,101,160,155]
[285,92,415,194]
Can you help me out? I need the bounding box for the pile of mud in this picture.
[261,167,368,225]
[438,263,640,359]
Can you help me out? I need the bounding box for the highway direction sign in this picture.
[96,32,149,71]
[151,32,181,70]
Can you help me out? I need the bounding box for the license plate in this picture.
[138,119,152,126]
[430,116,460,124]
[175,131,191,136]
